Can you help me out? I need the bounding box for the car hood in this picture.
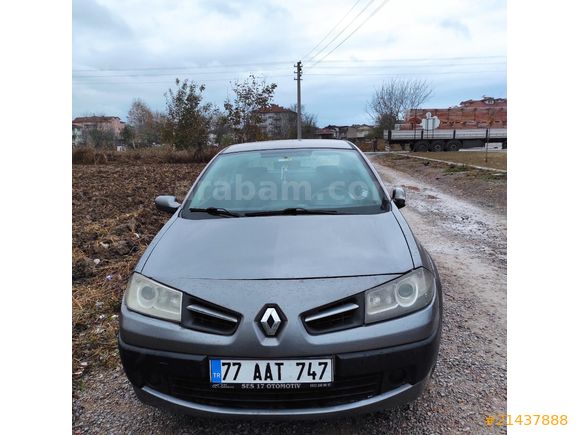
[141,212,414,281]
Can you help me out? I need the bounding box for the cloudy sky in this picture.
[73,0,506,126]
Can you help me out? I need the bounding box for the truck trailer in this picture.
[384,127,507,152]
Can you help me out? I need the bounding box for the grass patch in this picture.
[414,151,507,171]
[467,170,507,181]
[444,164,471,174]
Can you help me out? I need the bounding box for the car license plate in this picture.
[209,359,333,384]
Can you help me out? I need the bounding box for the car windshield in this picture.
[183,148,387,217]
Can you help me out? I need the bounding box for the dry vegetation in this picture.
[377,153,507,213]
[72,162,205,378]
[412,151,507,170]
[72,146,220,165]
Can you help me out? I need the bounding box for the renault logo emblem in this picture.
[259,306,284,336]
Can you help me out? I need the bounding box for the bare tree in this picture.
[289,104,319,139]
[368,79,433,132]
[127,99,165,147]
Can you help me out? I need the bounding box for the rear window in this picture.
[183,148,387,217]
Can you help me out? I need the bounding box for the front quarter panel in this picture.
[134,212,179,273]
[390,204,423,269]
[136,150,227,273]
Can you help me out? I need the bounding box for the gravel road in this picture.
[73,157,507,434]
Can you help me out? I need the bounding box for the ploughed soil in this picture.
[73,157,506,434]
[72,164,204,377]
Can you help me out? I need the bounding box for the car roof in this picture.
[221,139,354,154]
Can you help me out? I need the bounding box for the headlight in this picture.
[124,273,182,322]
[365,268,435,324]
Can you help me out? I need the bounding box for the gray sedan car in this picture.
[119,139,442,419]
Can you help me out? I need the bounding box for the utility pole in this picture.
[295,61,302,139]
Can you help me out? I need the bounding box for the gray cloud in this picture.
[73,0,132,37]
[73,0,506,126]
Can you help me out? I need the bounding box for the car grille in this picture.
[302,295,364,334]
[161,374,382,409]
[180,295,241,335]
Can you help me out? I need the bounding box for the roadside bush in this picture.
[72,147,96,164]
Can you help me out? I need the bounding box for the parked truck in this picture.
[384,128,507,152]
[386,97,507,151]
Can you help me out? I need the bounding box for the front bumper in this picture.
[119,327,441,419]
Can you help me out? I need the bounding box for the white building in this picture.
[72,123,84,147]
[346,124,374,140]
[257,104,297,138]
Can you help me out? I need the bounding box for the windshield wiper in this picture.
[245,207,341,217]
[188,207,242,218]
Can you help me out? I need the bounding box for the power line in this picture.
[72,74,294,86]
[302,0,363,61]
[74,65,506,83]
[305,0,377,64]
[72,69,505,87]
[298,61,506,70]
[73,68,291,79]
[72,55,506,77]
[73,58,506,81]
[309,0,391,68]
[72,60,293,73]
[305,70,506,77]
[316,55,506,63]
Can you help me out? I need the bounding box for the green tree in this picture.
[209,109,234,146]
[164,79,213,151]
[86,126,115,149]
[224,75,277,143]
[121,124,136,148]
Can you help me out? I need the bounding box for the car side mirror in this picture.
[392,187,406,208]
[155,195,181,213]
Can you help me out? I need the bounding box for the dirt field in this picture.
[377,153,506,214]
[411,151,507,170]
[72,163,204,376]
[72,156,506,434]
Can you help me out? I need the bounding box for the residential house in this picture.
[72,116,126,147]
[346,124,374,140]
[72,122,84,147]
[315,127,337,139]
[256,104,297,138]
[315,125,349,140]
[316,124,372,140]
